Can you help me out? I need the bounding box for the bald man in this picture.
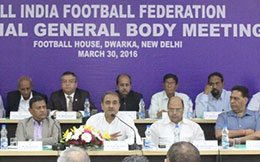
[7,76,47,117]
[150,96,204,148]
[166,141,200,162]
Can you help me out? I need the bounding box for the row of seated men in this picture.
[13,86,260,147]
[1,71,260,119]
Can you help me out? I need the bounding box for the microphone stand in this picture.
[111,114,142,150]
[51,116,66,150]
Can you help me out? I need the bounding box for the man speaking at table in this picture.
[86,91,141,144]
[48,71,96,117]
[215,86,260,144]
[150,96,204,148]
[16,96,60,145]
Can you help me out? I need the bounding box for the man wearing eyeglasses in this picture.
[150,96,205,148]
[195,72,231,118]
[48,71,96,117]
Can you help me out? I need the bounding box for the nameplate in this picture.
[203,112,221,119]
[56,112,76,120]
[18,141,42,151]
[193,140,218,150]
[246,140,260,150]
[118,111,136,120]
[10,111,31,119]
[103,141,129,151]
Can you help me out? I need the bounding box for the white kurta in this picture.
[86,113,141,144]
[150,117,205,148]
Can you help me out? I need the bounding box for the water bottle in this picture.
[84,98,90,117]
[139,98,145,119]
[145,125,152,149]
[174,125,180,143]
[222,124,229,149]
[1,124,8,149]
[187,98,193,119]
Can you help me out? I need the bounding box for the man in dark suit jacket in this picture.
[48,71,96,117]
[7,76,47,117]
[116,74,143,111]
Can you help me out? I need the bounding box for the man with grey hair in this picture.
[122,155,149,162]
[7,76,47,117]
[57,147,90,162]
[166,142,200,162]
[86,91,141,144]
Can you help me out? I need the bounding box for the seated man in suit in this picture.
[149,73,192,119]
[195,72,231,118]
[48,71,96,117]
[215,86,260,144]
[115,74,143,111]
[150,96,204,148]
[16,96,60,145]
[86,91,141,144]
[7,76,47,117]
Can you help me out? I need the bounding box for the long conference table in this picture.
[1,118,260,162]
[0,118,217,141]
[0,149,260,162]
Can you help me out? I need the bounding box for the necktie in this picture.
[67,95,73,111]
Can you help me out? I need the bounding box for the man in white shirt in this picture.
[6,76,47,117]
[149,73,192,119]
[248,92,260,111]
[195,72,231,118]
[86,91,141,144]
[150,96,205,148]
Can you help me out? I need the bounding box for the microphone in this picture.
[51,115,65,150]
[111,114,142,150]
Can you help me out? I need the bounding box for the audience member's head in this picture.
[57,147,90,162]
[18,76,33,100]
[163,74,179,97]
[61,71,78,95]
[122,155,149,162]
[166,141,200,162]
[116,74,132,98]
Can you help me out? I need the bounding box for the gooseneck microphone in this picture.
[111,114,142,150]
[51,115,65,150]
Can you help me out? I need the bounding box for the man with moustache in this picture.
[195,72,231,118]
[15,96,60,145]
[86,91,141,144]
[215,86,260,144]
[150,96,204,148]
[115,74,143,111]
